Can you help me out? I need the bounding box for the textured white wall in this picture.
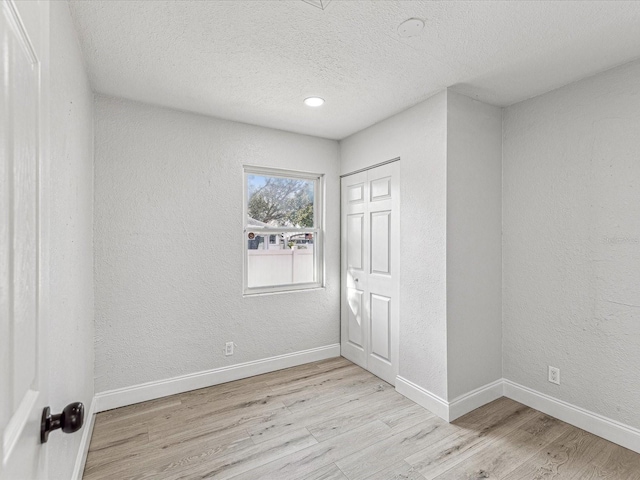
[503,59,640,429]
[340,91,449,399]
[48,2,95,478]
[446,91,503,400]
[94,96,340,393]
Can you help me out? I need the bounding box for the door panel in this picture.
[341,162,399,384]
[347,182,364,203]
[370,211,391,275]
[347,214,363,270]
[370,294,390,360]
[370,176,391,201]
[1,1,48,478]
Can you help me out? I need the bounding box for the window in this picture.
[243,166,324,294]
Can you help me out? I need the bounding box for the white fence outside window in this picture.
[247,248,314,288]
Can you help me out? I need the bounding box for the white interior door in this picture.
[340,170,369,369]
[1,1,49,478]
[341,161,399,385]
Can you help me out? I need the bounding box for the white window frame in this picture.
[243,165,325,295]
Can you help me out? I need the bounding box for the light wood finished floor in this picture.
[84,357,640,479]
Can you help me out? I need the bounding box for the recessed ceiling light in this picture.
[304,97,325,107]
[397,18,424,38]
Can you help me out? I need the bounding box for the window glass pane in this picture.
[246,232,316,288]
[246,174,314,228]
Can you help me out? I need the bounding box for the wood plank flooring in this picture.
[83,357,640,479]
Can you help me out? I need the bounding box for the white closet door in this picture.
[341,162,399,385]
[340,171,369,369]
[365,162,399,384]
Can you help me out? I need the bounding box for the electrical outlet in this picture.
[225,342,234,356]
[548,366,560,385]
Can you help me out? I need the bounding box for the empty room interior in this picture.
[3,0,640,479]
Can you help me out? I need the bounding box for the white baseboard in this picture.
[395,376,449,420]
[90,352,640,456]
[503,379,640,454]
[448,379,504,421]
[395,376,503,422]
[94,344,341,413]
[395,376,639,453]
[71,397,96,480]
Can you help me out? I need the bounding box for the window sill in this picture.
[243,286,326,298]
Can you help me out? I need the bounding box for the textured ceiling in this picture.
[69,0,640,139]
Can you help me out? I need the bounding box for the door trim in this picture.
[70,398,97,480]
[340,157,400,178]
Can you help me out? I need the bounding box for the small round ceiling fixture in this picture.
[397,18,424,38]
[304,97,325,107]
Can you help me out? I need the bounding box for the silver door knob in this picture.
[354,278,359,282]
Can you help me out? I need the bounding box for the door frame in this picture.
[339,157,401,179]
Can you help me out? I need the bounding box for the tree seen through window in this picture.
[247,175,314,228]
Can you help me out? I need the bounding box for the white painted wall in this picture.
[340,90,502,405]
[94,96,340,393]
[48,2,95,478]
[446,91,503,400]
[340,91,449,399]
[503,59,640,429]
